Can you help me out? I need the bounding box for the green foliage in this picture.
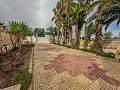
[8,21,30,37]
[103,1,120,30]
[80,48,115,59]
[33,28,45,37]
[66,45,72,49]
[103,32,113,39]
[46,26,57,36]
[84,22,96,48]
[12,69,32,90]
[8,21,31,48]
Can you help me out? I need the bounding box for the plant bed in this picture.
[0,44,34,89]
[12,69,32,90]
[80,48,115,59]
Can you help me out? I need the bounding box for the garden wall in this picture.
[27,36,50,43]
[0,31,12,45]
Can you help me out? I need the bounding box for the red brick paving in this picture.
[44,54,120,86]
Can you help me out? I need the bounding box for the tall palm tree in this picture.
[89,0,117,52]
[70,3,87,49]
[84,22,96,48]
[52,0,64,44]
[61,0,74,46]
[103,1,120,30]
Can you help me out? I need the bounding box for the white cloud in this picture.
[0,0,57,29]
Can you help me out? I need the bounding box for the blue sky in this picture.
[0,0,120,36]
[104,22,120,36]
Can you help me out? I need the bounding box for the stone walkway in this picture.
[33,44,120,90]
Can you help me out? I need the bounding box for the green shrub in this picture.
[80,48,115,59]
[66,45,72,49]
[22,43,35,47]
[12,69,32,90]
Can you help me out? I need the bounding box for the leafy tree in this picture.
[46,26,57,44]
[84,22,96,48]
[52,1,63,44]
[60,0,74,46]
[103,1,120,30]
[70,2,87,49]
[33,28,45,37]
[103,32,113,39]
[8,21,30,48]
[89,0,119,52]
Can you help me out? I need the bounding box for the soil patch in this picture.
[0,45,33,89]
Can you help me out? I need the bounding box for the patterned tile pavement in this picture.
[33,44,120,90]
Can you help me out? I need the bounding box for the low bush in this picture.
[66,45,72,49]
[80,48,115,59]
[12,69,32,90]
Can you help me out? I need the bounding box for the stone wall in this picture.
[102,39,120,49]
[27,36,50,43]
[79,39,120,49]
[0,31,12,45]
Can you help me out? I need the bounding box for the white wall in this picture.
[27,36,50,43]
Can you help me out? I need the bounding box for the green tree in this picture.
[52,0,63,44]
[84,22,96,48]
[70,2,87,49]
[89,0,118,52]
[103,1,120,30]
[103,32,113,39]
[46,26,57,44]
[33,28,45,37]
[8,21,30,48]
[61,0,74,46]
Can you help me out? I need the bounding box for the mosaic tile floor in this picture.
[33,44,120,90]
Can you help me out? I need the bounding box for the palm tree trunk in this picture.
[74,20,80,49]
[84,29,89,49]
[62,31,65,46]
[52,35,55,44]
[69,27,73,46]
[93,19,103,52]
[57,19,61,44]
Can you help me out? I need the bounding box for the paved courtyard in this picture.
[33,44,120,90]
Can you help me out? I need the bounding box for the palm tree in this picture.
[70,3,87,49]
[61,0,74,46]
[8,21,30,48]
[46,26,57,44]
[103,1,120,30]
[89,0,118,52]
[52,0,64,44]
[84,22,96,48]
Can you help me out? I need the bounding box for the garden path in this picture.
[33,44,120,90]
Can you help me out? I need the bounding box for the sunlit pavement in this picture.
[33,44,120,90]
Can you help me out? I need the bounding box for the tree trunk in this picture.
[74,20,80,49]
[36,35,38,43]
[93,18,103,52]
[84,29,89,49]
[62,31,66,46]
[68,27,73,46]
[56,19,61,44]
[52,35,55,44]
[65,30,67,45]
